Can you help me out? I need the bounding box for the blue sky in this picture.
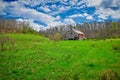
[0,0,120,30]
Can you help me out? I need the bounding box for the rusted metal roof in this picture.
[72,28,84,34]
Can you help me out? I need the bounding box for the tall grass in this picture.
[0,35,16,51]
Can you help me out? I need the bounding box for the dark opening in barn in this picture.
[65,28,86,40]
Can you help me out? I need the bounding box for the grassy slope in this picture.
[0,34,120,80]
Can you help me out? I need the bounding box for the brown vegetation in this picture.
[0,16,36,34]
[48,33,61,41]
[0,35,16,51]
[99,69,119,80]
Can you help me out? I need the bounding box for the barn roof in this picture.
[72,28,84,34]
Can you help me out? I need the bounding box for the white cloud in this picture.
[39,6,51,12]
[82,0,102,7]
[69,0,76,6]
[59,6,66,11]
[48,21,64,27]
[98,15,107,19]
[50,6,71,15]
[18,0,48,7]
[17,18,64,30]
[69,0,79,6]
[82,0,120,19]
[86,15,93,20]
[69,14,83,18]
[112,10,120,18]
[56,16,61,20]
[51,4,57,9]
[82,0,120,9]
[77,0,86,6]
[59,6,71,12]
[17,19,43,31]
[83,13,88,17]
[83,13,94,20]
[16,18,25,22]
[64,18,75,24]
[74,5,86,9]
[17,0,40,7]
[6,3,55,25]
[29,21,44,31]
[95,7,119,19]
[0,1,8,15]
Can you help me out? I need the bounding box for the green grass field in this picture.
[0,34,120,80]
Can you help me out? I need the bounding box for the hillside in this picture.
[0,34,120,80]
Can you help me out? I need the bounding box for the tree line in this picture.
[0,16,36,34]
[0,16,120,40]
[39,21,120,40]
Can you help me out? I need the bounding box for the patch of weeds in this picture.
[87,63,95,67]
[74,46,77,48]
[99,69,120,80]
[73,73,80,80]
[65,54,72,64]
[112,44,120,52]
[91,44,96,47]
[0,35,16,51]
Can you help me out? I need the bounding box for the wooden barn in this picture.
[65,28,86,40]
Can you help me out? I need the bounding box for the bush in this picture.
[0,35,16,51]
[48,33,61,41]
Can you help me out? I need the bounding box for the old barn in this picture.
[65,28,85,40]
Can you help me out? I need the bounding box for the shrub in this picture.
[48,33,61,41]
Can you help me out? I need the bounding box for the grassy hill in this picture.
[0,33,120,80]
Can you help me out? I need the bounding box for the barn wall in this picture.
[65,31,78,40]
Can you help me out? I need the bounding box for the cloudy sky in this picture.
[0,0,120,30]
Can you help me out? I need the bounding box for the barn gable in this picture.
[65,30,78,40]
[65,28,85,40]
